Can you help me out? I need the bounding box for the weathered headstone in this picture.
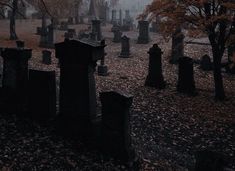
[119,36,131,58]
[100,91,136,163]
[177,57,196,95]
[98,40,108,76]
[28,70,56,122]
[91,19,102,41]
[194,151,225,171]
[200,54,213,71]
[55,39,106,138]
[145,44,166,89]
[170,27,184,64]
[112,28,122,43]
[150,22,157,33]
[1,48,32,114]
[111,9,117,24]
[137,21,150,44]
[42,50,52,65]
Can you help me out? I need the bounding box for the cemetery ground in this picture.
[0,20,234,171]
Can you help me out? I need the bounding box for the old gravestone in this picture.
[177,57,197,95]
[145,44,166,89]
[170,27,184,64]
[122,10,133,31]
[200,54,213,71]
[137,21,150,44]
[39,23,54,49]
[91,19,102,41]
[28,70,56,122]
[1,48,32,114]
[36,27,42,35]
[111,9,117,24]
[100,91,136,163]
[112,27,122,43]
[55,39,106,138]
[42,50,52,65]
[98,40,108,76]
[119,36,131,58]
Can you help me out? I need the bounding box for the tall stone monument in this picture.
[55,39,106,138]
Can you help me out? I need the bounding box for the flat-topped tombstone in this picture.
[177,56,197,95]
[100,91,136,163]
[119,36,131,58]
[145,44,166,89]
[40,24,54,49]
[28,70,56,122]
[1,48,32,114]
[55,38,106,138]
[137,20,150,44]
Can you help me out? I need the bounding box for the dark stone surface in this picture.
[200,54,213,71]
[28,70,56,122]
[170,27,184,64]
[137,21,150,44]
[100,91,136,163]
[1,48,32,114]
[145,44,166,89]
[112,28,122,43]
[177,57,197,95]
[36,27,42,35]
[194,150,225,171]
[16,40,25,48]
[91,20,102,41]
[55,39,106,138]
[119,36,131,58]
[42,50,52,65]
[111,10,117,24]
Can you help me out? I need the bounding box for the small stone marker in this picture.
[119,36,131,58]
[200,54,213,71]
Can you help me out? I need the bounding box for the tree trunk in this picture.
[10,0,18,40]
[212,51,225,100]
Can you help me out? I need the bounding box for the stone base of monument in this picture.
[145,76,166,89]
[137,37,150,44]
[119,52,131,58]
[28,70,56,123]
[39,42,54,49]
[177,57,197,96]
[98,65,109,76]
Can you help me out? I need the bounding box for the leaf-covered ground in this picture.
[0,20,234,170]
